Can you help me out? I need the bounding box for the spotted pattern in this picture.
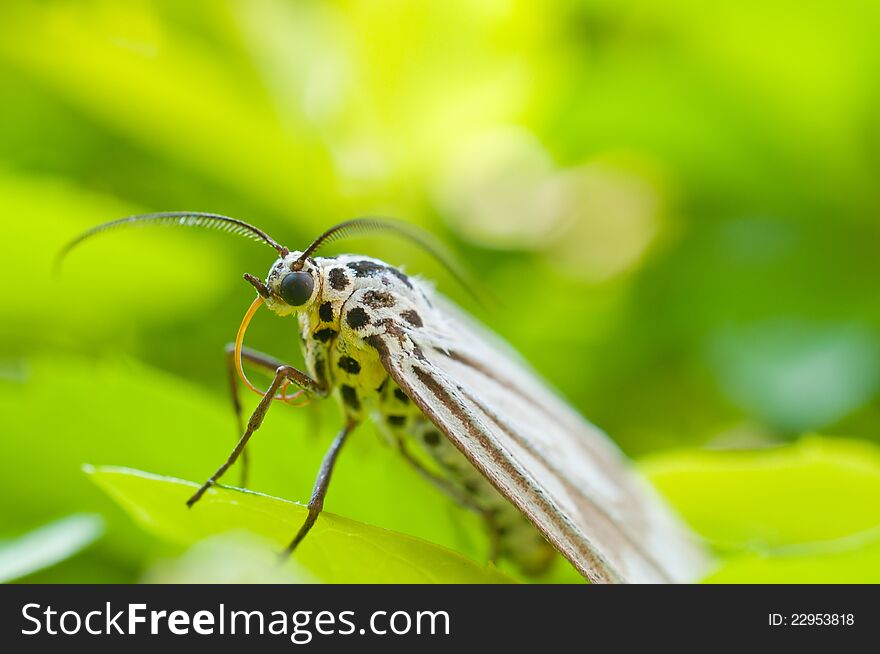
[313,328,337,342]
[363,290,396,308]
[329,268,349,290]
[400,309,423,328]
[346,260,412,289]
[340,384,360,411]
[284,252,555,577]
[337,356,361,374]
[347,260,388,278]
[346,306,370,329]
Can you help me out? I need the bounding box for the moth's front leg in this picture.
[223,344,297,488]
[187,363,327,508]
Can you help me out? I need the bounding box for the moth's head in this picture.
[57,211,478,406]
[254,252,322,317]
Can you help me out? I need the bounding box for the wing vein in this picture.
[460,384,675,582]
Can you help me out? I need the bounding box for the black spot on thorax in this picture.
[393,388,410,403]
[347,260,387,278]
[347,260,412,289]
[329,268,349,290]
[400,309,423,327]
[363,290,396,308]
[346,306,370,329]
[319,301,334,322]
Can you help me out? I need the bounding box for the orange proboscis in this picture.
[235,296,310,406]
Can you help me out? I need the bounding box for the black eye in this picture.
[278,271,314,306]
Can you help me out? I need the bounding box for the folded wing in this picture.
[369,295,710,583]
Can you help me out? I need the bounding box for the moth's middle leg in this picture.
[188,362,325,507]
[281,418,358,558]
[396,439,502,563]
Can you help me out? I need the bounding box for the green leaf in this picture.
[639,435,880,582]
[0,514,104,583]
[640,436,880,550]
[142,534,323,584]
[705,527,880,583]
[86,465,514,584]
[0,355,492,575]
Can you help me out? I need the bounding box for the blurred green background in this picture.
[3,0,880,583]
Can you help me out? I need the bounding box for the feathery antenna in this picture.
[55,211,288,272]
[57,212,486,307]
[296,217,488,306]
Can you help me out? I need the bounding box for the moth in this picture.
[61,212,709,583]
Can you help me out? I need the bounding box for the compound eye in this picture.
[278,271,314,306]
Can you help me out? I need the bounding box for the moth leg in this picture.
[223,343,292,488]
[281,419,358,557]
[395,439,502,564]
[188,364,325,508]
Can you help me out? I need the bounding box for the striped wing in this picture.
[369,296,710,583]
